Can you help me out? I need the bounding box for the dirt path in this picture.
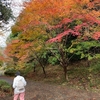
[0,76,100,100]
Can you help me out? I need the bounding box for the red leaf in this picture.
[74,23,88,31]
[47,29,80,43]
[21,43,32,49]
[92,32,100,40]
[60,18,72,24]
[12,40,19,44]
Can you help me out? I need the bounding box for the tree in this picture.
[0,0,12,23]
[6,0,100,79]
[46,0,100,79]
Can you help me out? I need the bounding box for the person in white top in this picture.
[13,71,27,100]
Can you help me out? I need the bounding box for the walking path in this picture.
[0,76,13,84]
[0,76,100,100]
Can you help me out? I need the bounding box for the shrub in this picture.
[0,80,12,93]
[1,85,12,93]
[0,80,8,88]
[4,68,16,76]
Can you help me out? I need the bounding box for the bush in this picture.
[0,80,12,93]
[1,85,12,93]
[0,80,8,87]
[4,68,16,76]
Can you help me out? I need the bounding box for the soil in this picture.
[0,76,100,100]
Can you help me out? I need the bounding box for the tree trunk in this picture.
[63,65,68,80]
[42,66,46,78]
[35,55,47,78]
[39,60,46,78]
[33,67,36,72]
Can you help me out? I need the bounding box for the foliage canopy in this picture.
[5,0,100,79]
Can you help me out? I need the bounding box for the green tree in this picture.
[0,0,12,23]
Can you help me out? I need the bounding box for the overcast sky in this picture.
[0,0,26,48]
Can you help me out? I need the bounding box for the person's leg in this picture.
[13,94,19,100]
[19,92,25,100]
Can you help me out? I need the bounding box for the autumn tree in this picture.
[6,0,100,79]
[5,26,48,77]
[46,0,100,79]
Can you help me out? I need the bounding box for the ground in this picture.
[0,76,100,100]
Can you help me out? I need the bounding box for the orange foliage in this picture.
[14,0,99,39]
[0,56,5,61]
[6,0,100,63]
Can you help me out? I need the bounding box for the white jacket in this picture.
[13,75,27,94]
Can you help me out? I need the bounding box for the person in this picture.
[13,71,27,100]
